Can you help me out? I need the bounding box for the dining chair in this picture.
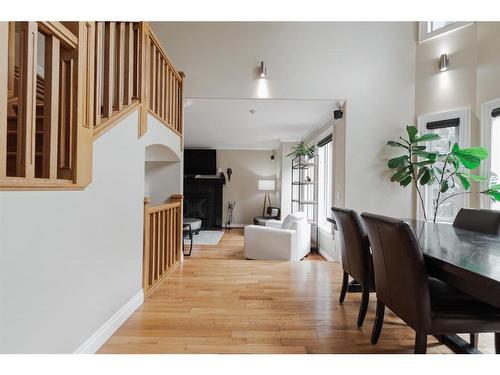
[361,212,500,354]
[453,207,500,347]
[331,207,374,327]
[453,208,500,234]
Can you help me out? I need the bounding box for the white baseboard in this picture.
[74,289,144,354]
[319,248,336,261]
[226,223,247,228]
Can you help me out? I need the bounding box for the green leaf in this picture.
[440,181,449,193]
[414,133,441,143]
[454,153,481,170]
[457,173,471,190]
[411,145,427,151]
[387,141,409,149]
[487,190,500,201]
[461,173,488,181]
[455,147,489,160]
[388,156,408,169]
[391,167,410,182]
[400,175,412,187]
[413,151,438,160]
[406,126,418,143]
[420,169,432,185]
[452,143,460,153]
[414,160,434,167]
[417,167,426,180]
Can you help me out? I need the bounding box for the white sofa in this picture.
[244,211,311,261]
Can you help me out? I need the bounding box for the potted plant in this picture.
[287,142,316,160]
[386,125,500,222]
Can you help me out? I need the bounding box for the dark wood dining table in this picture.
[406,218,500,353]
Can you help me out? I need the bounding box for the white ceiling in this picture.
[183,99,336,149]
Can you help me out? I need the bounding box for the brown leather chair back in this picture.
[361,213,431,332]
[453,208,500,234]
[331,207,371,285]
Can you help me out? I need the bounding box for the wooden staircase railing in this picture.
[143,195,183,298]
[0,21,184,190]
[144,27,184,136]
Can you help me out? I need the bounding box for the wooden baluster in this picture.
[169,207,174,267]
[167,209,172,268]
[17,22,38,178]
[115,22,125,112]
[170,71,175,127]
[103,22,115,118]
[94,22,104,127]
[156,211,160,281]
[143,197,151,295]
[84,22,95,130]
[174,79,178,132]
[160,209,165,276]
[155,51,160,115]
[124,23,134,106]
[58,54,74,180]
[158,58,165,118]
[7,22,15,97]
[42,35,60,180]
[0,23,8,177]
[149,42,156,111]
[151,211,156,283]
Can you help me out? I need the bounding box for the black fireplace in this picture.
[183,149,224,229]
[184,176,224,228]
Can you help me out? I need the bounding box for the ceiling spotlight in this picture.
[249,109,256,114]
[259,61,267,78]
[439,53,449,72]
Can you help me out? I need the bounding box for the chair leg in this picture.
[495,333,500,354]
[339,271,349,303]
[470,333,478,348]
[357,285,370,327]
[414,332,427,354]
[371,300,385,344]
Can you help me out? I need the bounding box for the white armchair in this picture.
[244,212,311,261]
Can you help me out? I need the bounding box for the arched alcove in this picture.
[144,143,181,205]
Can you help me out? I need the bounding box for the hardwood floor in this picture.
[98,229,494,354]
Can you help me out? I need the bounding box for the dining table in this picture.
[406,218,500,354]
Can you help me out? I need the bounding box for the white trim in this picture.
[418,22,473,43]
[480,97,500,208]
[417,107,471,221]
[227,223,247,228]
[319,248,336,262]
[74,289,144,354]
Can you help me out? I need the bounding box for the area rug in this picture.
[184,230,224,245]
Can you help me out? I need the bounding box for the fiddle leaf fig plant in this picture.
[387,125,500,222]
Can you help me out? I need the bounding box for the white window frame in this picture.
[480,97,500,209]
[417,107,471,221]
[418,22,473,43]
[317,136,333,233]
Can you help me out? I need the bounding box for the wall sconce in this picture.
[227,168,232,181]
[259,61,267,78]
[439,53,449,72]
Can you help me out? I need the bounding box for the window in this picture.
[318,134,333,231]
[480,98,500,210]
[419,21,472,42]
[417,108,470,222]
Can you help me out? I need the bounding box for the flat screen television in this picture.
[184,149,217,176]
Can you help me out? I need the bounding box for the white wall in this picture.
[153,22,417,218]
[0,111,182,353]
[145,161,181,205]
[415,22,500,208]
[217,149,278,225]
